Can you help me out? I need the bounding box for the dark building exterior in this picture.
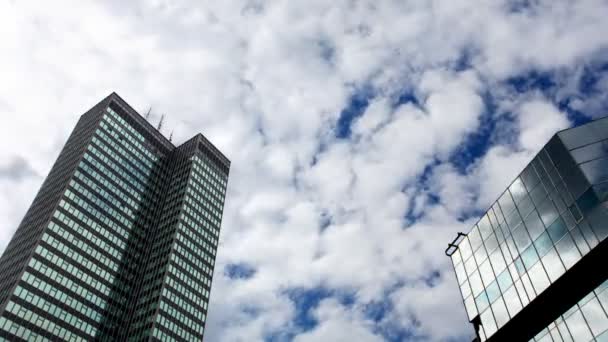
[446,117,608,341]
[0,93,230,341]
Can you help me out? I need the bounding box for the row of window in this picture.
[177,229,217,264]
[61,190,131,239]
[73,168,139,213]
[166,252,209,297]
[90,138,150,187]
[55,201,127,250]
[169,249,212,285]
[190,162,225,205]
[106,108,146,145]
[166,266,208,308]
[532,280,608,342]
[27,258,107,309]
[159,295,204,334]
[20,272,103,323]
[181,212,219,240]
[193,155,227,186]
[173,237,214,269]
[100,115,157,165]
[86,145,146,193]
[46,220,119,273]
[38,236,115,289]
[1,301,83,341]
[175,229,215,262]
[80,157,142,202]
[69,181,134,229]
[190,160,226,202]
[184,186,222,225]
[13,286,96,337]
[153,313,199,342]
[178,221,217,254]
[95,129,153,178]
[33,244,111,296]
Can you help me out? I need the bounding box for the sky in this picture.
[1,0,608,341]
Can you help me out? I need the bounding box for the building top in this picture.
[97,92,231,170]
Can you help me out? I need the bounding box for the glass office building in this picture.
[0,93,230,341]
[446,117,608,341]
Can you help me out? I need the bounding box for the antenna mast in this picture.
[157,114,165,131]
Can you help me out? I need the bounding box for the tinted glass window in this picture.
[517,195,535,219]
[559,118,608,150]
[521,245,539,269]
[547,217,567,243]
[576,187,600,215]
[524,211,546,241]
[478,217,493,240]
[537,199,559,227]
[499,191,516,217]
[521,165,540,191]
[513,225,532,252]
[571,140,608,164]
[534,231,553,258]
[580,157,608,185]
[469,227,483,251]
[510,178,527,203]
[545,135,571,168]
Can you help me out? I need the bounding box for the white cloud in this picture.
[1,0,607,341]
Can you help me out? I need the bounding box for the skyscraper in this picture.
[446,117,608,342]
[0,93,230,341]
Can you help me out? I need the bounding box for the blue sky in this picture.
[1,1,608,341]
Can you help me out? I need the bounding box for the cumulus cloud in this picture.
[1,0,608,341]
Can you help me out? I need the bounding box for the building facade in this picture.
[0,93,230,341]
[446,117,608,341]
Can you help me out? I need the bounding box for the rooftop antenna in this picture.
[157,114,165,131]
[144,107,152,120]
[169,129,174,142]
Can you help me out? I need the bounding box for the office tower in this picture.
[446,117,608,341]
[0,93,230,341]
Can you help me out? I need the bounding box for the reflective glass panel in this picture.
[547,217,568,244]
[521,245,539,269]
[503,286,522,317]
[486,281,501,304]
[496,269,513,293]
[470,271,484,297]
[541,247,565,283]
[571,140,608,164]
[479,260,495,287]
[492,297,509,328]
[469,227,483,251]
[481,306,497,337]
[476,291,490,313]
[485,233,499,254]
[513,225,532,252]
[538,199,559,228]
[510,178,527,203]
[556,233,581,269]
[534,231,553,258]
[525,211,546,241]
[464,295,477,320]
[478,216,493,240]
[565,310,593,341]
[516,195,535,220]
[529,261,550,295]
[521,165,540,191]
[499,191,516,217]
[559,118,608,150]
[580,297,608,336]
[489,249,506,275]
